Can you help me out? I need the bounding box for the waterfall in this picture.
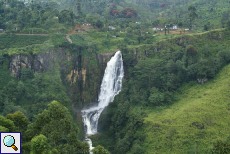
[81,50,124,152]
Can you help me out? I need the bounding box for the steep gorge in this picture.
[1,29,230,153]
[5,47,116,108]
[2,29,229,117]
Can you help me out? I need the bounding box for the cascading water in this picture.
[81,51,124,153]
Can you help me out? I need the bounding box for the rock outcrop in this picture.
[8,48,115,109]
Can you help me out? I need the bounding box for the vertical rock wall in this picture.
[8,47,115,110]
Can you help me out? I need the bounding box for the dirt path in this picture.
[0,33,49,36]
[15,33,49,36]
[65,35,73,44]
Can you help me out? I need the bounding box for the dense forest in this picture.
[0,0,230,154]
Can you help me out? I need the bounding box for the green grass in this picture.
[50,34,68,46]
[143,65,230,153]
[70,30,123,53]
[0,34,53,56]
[0,42,55,56]
[0,34,49,50]
[0,34,68,56]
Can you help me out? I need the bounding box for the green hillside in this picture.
[38,0,230,28]
[0,34,49,50]
[1,0,230,153]
[160,0,230,29]
[93,28,230,154]
[143,64,230,153]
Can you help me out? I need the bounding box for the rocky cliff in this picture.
[8,47,115,110]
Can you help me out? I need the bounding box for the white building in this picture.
[108,26,116,30]
[172,25,178,30]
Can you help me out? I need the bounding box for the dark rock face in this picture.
[8,48,116,109]
[96,52,115,72]
[97,52,115,64]
[9,49,115,77]
[10,54,33,78]
[9,49,71,78]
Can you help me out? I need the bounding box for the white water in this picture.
[81,51,124,153]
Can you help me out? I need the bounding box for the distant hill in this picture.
[40,0,230,30]
[123,0,230,29]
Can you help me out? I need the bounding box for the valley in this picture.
[0,0,230,154]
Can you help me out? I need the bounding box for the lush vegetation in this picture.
[96,29,230,153]
[0,101,89,153]
[143,64,230,153]
[0,55,70,117]
[0,34,49,50]
[0,0,230,153]
[0,0,75,33]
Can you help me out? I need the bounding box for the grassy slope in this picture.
[143,65,230,153]
[0,34,49,50]
[70,30,123,53]
[0,34,69,55]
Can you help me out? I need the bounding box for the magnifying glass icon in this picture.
[3,135,18,151]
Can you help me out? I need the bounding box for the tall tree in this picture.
[31,134,50,154]
[221,11,230,28]
[6,111,29,132]
[76,0,82,16]
[92,145,110,154]
[27,101,86,153]
[188,5,198,30]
